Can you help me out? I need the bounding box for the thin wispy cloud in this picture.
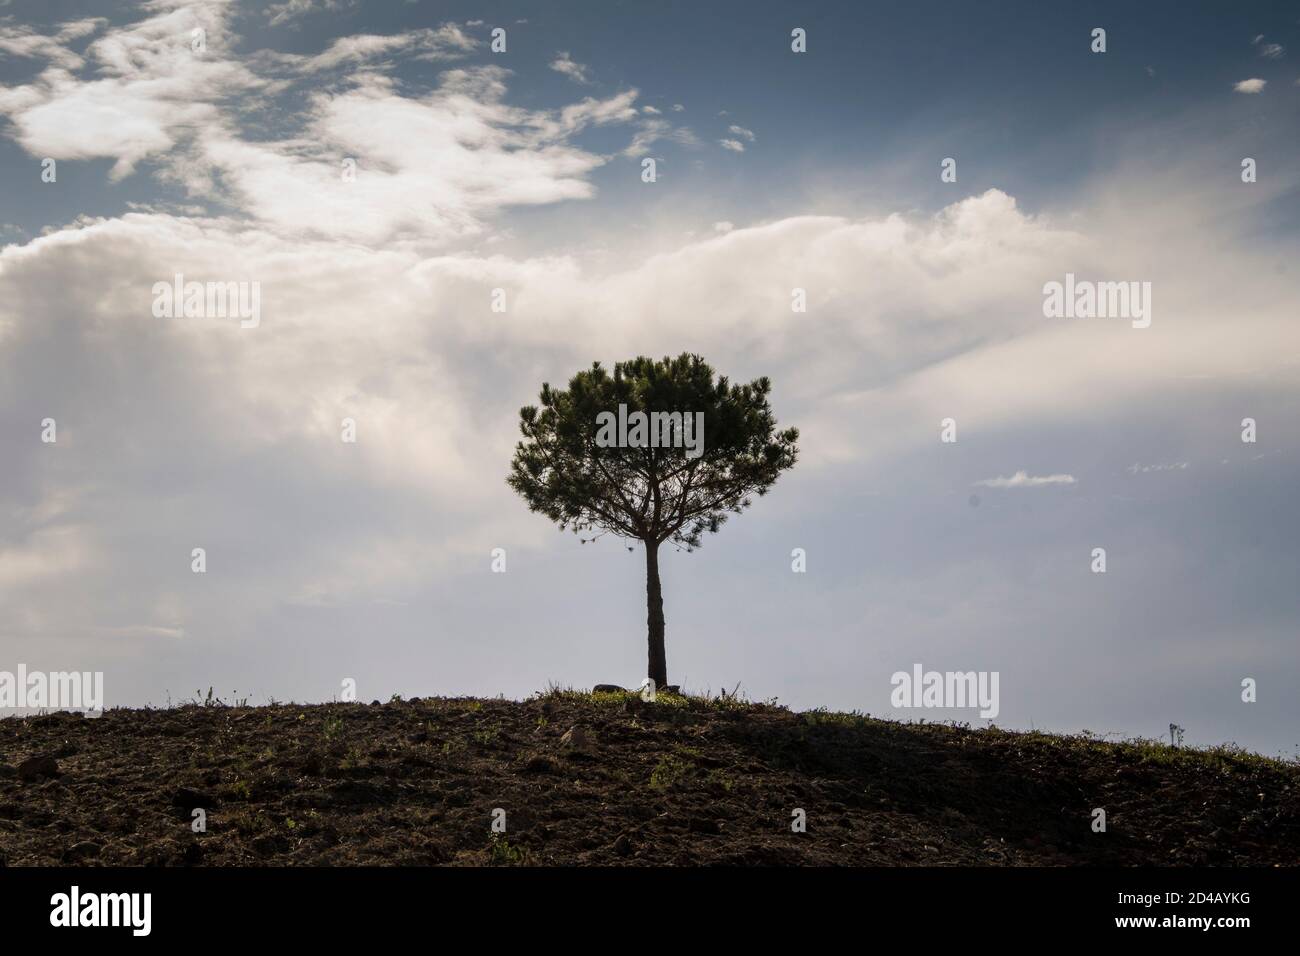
[266,0,350,27]
[1252,35,1285,58]
[1127,462,1189,474]
[550,51,593,84]
[974,472,1078,489]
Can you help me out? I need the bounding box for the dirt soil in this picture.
[1,691,1297,866]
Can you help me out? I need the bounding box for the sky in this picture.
[0,0,1298,756]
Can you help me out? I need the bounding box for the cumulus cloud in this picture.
[0,3,261,178]
[3,178,1294,678]
[1233,78,1267,93]
[0,5,651,244]
[195,71,630,244]
[718,138,745,152]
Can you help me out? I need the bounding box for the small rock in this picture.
[300,751,325,776]
[171,786,217,810]
[250,834,286,857]
[560,725,591,751]
[613,833,632,856]
[522,754,557,773]
[687,817,723,835]
[17,754,59,782]
[63,841,102,862]
[592,684,626,694]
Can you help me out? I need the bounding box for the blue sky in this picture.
[0,0,1298,757]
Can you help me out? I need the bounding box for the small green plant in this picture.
[322,715,344,741]
[649,753,690,790]
[489,835,528,866]
[706,769,735,792]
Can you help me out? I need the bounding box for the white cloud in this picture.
[266,0,353,26]
[0,18,107,69]
[549,51,592,84]
[728,124,756,141]
[289,25,476,71]
[0,3,266,179]
[973,471,1077,488]
[621,115,699,158]
[718,138,745,152]
[0,5,652,245]
[1127,462,1189,474]
[266,0,350,27]
[5,180,1292,649]
[1233,78,1267,93]
[195,71,630,244]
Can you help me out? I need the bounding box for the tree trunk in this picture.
[644,539,668,687]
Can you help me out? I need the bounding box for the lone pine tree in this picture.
[507,354,799,687]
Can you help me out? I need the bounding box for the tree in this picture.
[507,354,799,688]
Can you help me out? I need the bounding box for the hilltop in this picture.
[1,689,1296,866]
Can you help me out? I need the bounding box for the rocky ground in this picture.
[1,689,1297,865]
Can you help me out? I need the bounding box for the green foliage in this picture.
[507,353,798,550]
[321,715,343,741]
[649,753,691,789]
[488,835,528,865]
